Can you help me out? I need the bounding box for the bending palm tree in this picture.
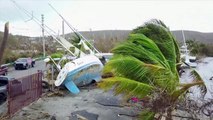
[99,19,206,120]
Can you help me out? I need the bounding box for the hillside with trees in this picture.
[1,29,213,64]
[0,32,58,64]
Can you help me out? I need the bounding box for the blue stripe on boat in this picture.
[63,61,103,94]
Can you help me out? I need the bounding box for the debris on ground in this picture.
[46,90,65,97]
[70,110,98,120]
[96,96,123,107]
[10,89,137,120]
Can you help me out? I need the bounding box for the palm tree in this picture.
[98,19,206,120]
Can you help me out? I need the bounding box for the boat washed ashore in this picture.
[55,55,103,94]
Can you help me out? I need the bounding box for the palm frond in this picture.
[112,34,170,69]
[190,69,202,82]
[190,70,207,98]
[132,19,178,73]
[98,77,154,99]
[172,80,205,101]
[104,55,163,82]
[172,36,181,67]
[128,34,169,66]
[139,110,155,120]
[104,55,178,93]
[173,70,206,100]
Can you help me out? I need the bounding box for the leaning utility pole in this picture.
[0,22,9,65]
[41,14,45,58]
[62,20,65,38]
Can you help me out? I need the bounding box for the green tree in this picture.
[186,39,199,55]
[70,35,81,49]
[99,19,206,120]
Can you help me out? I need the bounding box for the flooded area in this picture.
[180,57,213,99]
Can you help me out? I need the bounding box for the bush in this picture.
[50,52,63,58]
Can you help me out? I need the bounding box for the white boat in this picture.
[182,54,197,68]
[55,55,103,94]
[180,30,197,68]
[46,5,113,94]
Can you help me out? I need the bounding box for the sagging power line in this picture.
[10,0,76,57]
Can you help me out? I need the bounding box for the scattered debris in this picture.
[96,96,123,107]
[50,114,56,120]
[102,72,113,78]
[8,89,139,120]
[70,110,98,120]
[118,112,139,118]
[38,112,51,119]
[46,90,65,97]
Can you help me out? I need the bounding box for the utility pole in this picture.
[62,20,65,38]
[41,14,45,58]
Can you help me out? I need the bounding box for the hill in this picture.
[1,29,213,62]
[1,30,213,44]
[172,30,213,44]
[65,30,130,44]
[65,30,213,45]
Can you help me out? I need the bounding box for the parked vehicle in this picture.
[14,58,35,70]
[0,65,8,76]
[0,76,15,104]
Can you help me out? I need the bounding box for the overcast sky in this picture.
[0,0,213,37]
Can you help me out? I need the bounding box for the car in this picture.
[14,58,35,70]
[0,76,15,104]
[0,65,8,76]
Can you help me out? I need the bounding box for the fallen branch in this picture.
[96,102,124,107]
[172,114,199,120]
[118,113,139,117]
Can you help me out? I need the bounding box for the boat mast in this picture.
[182,30,188,55]
[48,3,100,54]
[182,30,190,63]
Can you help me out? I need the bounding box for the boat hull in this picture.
[55,55,103,94]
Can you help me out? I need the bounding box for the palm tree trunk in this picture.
[179,81,203,88]
[166,108,173,120]
[171,81,204,102]
[0,22,9,65]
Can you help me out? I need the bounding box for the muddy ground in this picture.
[5,87,140,120]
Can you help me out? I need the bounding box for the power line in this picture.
[10,0,76,57]
[0,16,9,22]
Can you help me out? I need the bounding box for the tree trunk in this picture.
[166,108,173,120]
[0,22,9,65]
